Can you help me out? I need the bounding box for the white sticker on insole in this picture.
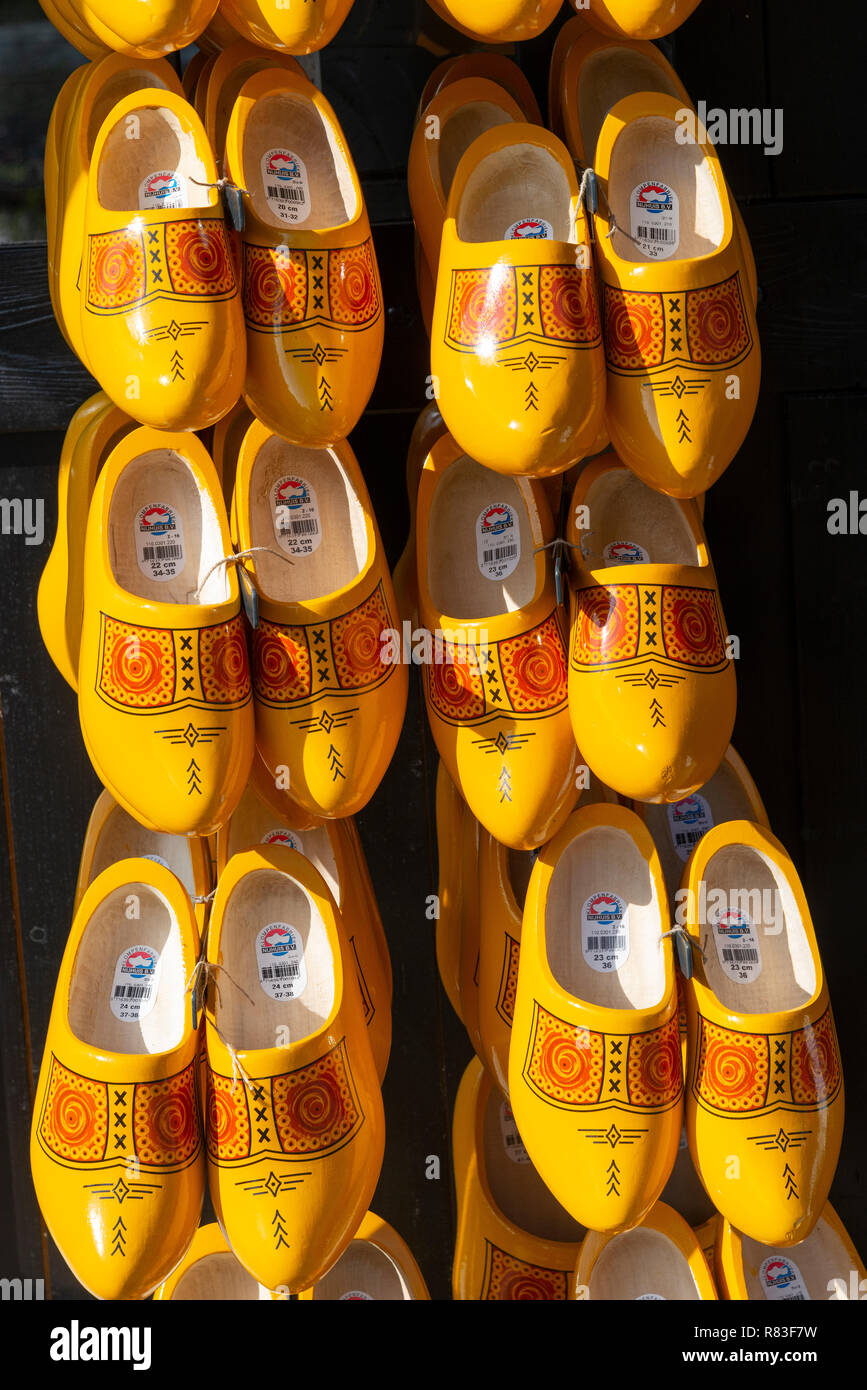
[636,1293,666,1300]
[261,828,304,854]
[272,475,322,556]
[138,169,187,211]
[668,793,714,862]
[505,216,554,241]
[339,1290,374,1301]
[710,906,762,983]
[141,853,171,871]
[262,148,310,224]
[135,503,185,582]
[759,1255,810,1301]
[111,944,162,1022]
[499,1100,531,1165]
[256,922,307,1000]
[476,503,520,581]
[581,891,630,973]
[630,180,679,260]
[603,540,650,566]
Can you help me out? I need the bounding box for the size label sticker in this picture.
[111,945,162,1022]
[505,216,554,241]
[261,829,304,854]
[581,891,630,973]
[476,503,520,580]
[603,540,650,566]
[499,1101,531,1165]
[759,1255,810,1302]
[339,1291,374,1301]
[710,906,762,983]
[138,170,187,212]
[272,475,322,556]
[630,180,679,260]
[668,793,714,862]
[255,922,307,1000]
[262,148,310,224]
[636,1294,666,1300]
[135,503,185,582]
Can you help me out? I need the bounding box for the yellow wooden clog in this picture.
[417,433,580,851]
[567,453,736,803]
[418,53,543,127]
[81,87,244,430]
[509,803,683,1233]
[582,0,703,40]
[224,68,383,445]
[715,1204,866,1302]
[572,1200,717,1299]
[434,760,467,1025]
[70,0,219,57]
[31,859,204,1300]
[431,123,606,478]
[46,65,89,351]
[392,401,448,630]
[210,396,254,509]
[453,1057,585,1300]
[204,846,384,1294]
[660,1125,716,1228]
[426,0,563,44]
[593,93,760,497]
[78,427,254,836]
[215,776,392,1081]
[154,1222,270,1298]
[181,51,210,102]
[682,821,844,1247]
[458,800,484,1060]
[219,0,354,52]
[234,419,407,819]
[297,1211,430,1299]
[201,39,307,161]
[38,0,109,58]
[197,8,244,53]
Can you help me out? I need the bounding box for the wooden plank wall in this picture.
[0,0,863,1298]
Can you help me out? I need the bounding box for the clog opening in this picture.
[578,467,699,567]
[171,1250,263,1300]
[246,435,368,602]
[214,60,296,158]
[215,868,335,1050]
[108,449,229,605]
[740,1217,847,1301]
[607,114,724,262]
[545,825,666,1009]
[482,1084,585,1243]
[697,845,816,1013]
[242,92,357,231]
[588,1226,702,1299]
[438,101,517,201]
[225,786,341,904]
[641,751,755,901]
[427,456,538,618]
[311,1240,413,1300]
[97,107,209,212]
[88,799,196,899]
[87,73,173,156]
[457,143,574,242]
[68,882,187,1053]
[578,51,679,163]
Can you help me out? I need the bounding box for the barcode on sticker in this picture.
[674,830,705,848]
[113,984,152,1000]
[279,517,319,537]
[142,543,183,561]
[781,1294,806,1301]
[721,947,759,964]
[636,225,676,242]
[261,963,301,981]
[482,544,518,564]
[267,185,305,203]
[586,934,628,951]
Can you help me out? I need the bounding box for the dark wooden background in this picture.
[0,0,863,1299]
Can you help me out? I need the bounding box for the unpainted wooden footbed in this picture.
[216,869,335,1051]
[242,92,356,231]
[108,450,228,605]
[741,1218,848,1299]
[698,846,816,1013]
[581,469,698,567]
[68,883,186,1054]
[88,803,195,898]
[87,73,168,155]
[312,1241,412,1300]
[427,457,537,618]
[545,826,665,1010]
[578,50,679,164]
[248,435,367,603]
[589,1228,701,1300]
[439,102,516,201]
[482,1084,585,1244]
[97,107,208,212]
[457,144,574,242]
[608,115,723,263]
[226,789,341,905]
[171,1251,262,1300]
[644,755,753,900]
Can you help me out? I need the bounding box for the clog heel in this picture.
[426,0,563,45]
[582,0,703,40]
[219,0,354,52]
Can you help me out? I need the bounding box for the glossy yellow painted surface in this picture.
[201,40,306,159]
[509,803,683,1232]
[30,860,204,1300]
[567,454,736,802]
[434,760,466,1025]
[205,847,384,1294]
[426,0,563,44]
[219,0,354,53]
[417,53,543,126]
[431,124,606,478]
[392,400,448,630]
[38,0,110,58]
[715,1204,866,1301]
[296,1210,431,1300]
[682,821,845,1246]
[573,1200,718,1298]
[72,0,219,56]
[78,428,255,835]
[582,0,703,40]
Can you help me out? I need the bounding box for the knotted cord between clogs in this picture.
[574,162,651,250]
[186,957,258,1095]
[194,546,295,601]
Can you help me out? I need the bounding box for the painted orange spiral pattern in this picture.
[206,1068,251,1161]
[252,619,311,704]
[627,1016,683,1107]
[499,612,568,713]
[448,268,518,348]
[40,1058,108,1163]
[165,220,236,297]
[604,286,666,370]
[525,1005,604,1106]
[686,275,750,364]
[272,1041,362,1157]
[571,585,640,667]
[199,617,251,705]
[426,649,486,722]
[790,1009,842,1105]
[661,586,726,667]
[484,1246,569,1301]
[329,240,381,327]
[243,244,307,327]
[539,265,600,344]
[87,230,146,310]
[696,1018,769,1112]
[134,1063,200,1166]
[100,619,175,708]
[331,586,391,690]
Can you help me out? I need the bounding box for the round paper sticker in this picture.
[111,944,162,1023]
[667,793,714,862]
[135,503,185,582]
[262,148,310,225]
[261,829,304,854]
[759,1255,810,1302]
[272,475,322,557]
[476,503,520,581]
[339,1291,374,1301]
[710,906,762,984]
[138,169,187,211]
[603,540,650,566]
[499,1100,531,1165]
[255,922,307,1001]
[505,216,554,241]
[581,891,630,973]
[630,180,679,260]
[635,1294,666,1300]
[141,853,171,870]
